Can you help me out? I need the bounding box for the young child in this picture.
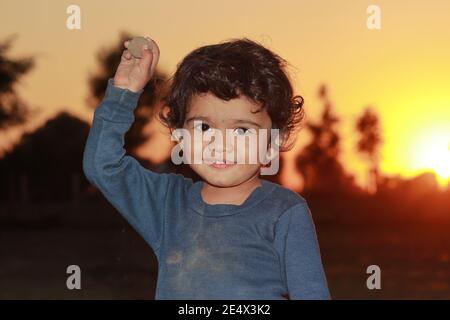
[82,36,331,300]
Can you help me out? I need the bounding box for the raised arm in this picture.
[82,78,181,251]
[83,37,182,251]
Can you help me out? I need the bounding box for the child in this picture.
[82,36,331,300]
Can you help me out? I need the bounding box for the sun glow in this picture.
[411,128,450,186]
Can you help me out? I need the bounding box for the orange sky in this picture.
[0,0,449,190]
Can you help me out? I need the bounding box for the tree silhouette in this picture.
[296,84,357,194]
[355,107,382,194]
[0,111,91,203]
[0,35,35,130]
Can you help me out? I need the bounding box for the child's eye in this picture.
[193,122,211,132]
[233,127,251,136]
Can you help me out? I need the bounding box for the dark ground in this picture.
[1,194,449,299]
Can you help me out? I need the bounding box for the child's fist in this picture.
[113,36,160,93]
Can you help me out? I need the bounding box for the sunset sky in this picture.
[0,0,449,190]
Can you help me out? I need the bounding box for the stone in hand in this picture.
[128,36,151,58]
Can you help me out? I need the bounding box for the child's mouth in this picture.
[205,160,236,169]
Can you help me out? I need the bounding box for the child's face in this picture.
[181,92,273,188]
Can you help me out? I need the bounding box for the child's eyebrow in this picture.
[185,116,261,128]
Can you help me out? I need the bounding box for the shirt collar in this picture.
[187,178,275,217]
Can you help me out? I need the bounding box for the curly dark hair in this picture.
[158,37,304,152]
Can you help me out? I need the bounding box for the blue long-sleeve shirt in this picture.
[82,78,331,300]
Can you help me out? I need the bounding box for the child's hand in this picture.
[113,37,160,93]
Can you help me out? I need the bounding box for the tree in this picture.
[296,85,357,194]
[0,35,35,130]
[0,111,91,203]
[355,107,382,194]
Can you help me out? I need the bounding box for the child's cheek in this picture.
[251,132,271,165]
[180,134,196,164]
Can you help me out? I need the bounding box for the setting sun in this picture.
[411,128,450,185]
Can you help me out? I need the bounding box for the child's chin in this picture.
[198,172,241,187]
[201,174,261,189]
[203,174,239,188]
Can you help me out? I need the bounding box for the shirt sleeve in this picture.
[82,78,183,252]
[274,201,331,300]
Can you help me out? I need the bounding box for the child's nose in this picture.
[208,129,234,153]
